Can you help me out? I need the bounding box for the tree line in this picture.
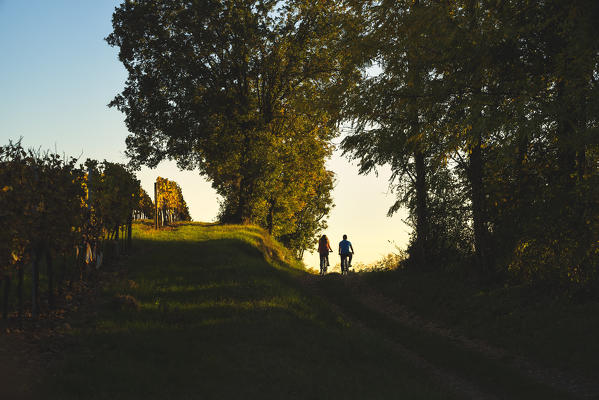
[107,0,598,290]
[341,0,599,291]
[154,176,191,227]
[131,178,191,225]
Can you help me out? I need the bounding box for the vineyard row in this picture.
[0,141,190,325]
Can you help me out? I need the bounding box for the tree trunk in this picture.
[127,214,133,251]
[266,199,275,234]
[413,150,429,266]
[555,76,585,232]
[18,262,23,325]
[406,0,429,267]
[470,131,490,274]
[115,224,120,256]
[58,253,66,296]
[32,247,41,319]
[235,176,253,224]
[78,242,85,281]
[556,80,577,186]
[513,132,530,239]
[464,0,491,277]
[235,130,254,224]
[46,248,54,310]
[154,181,159,229]
[577,149,586,182]
[2,275,10,320]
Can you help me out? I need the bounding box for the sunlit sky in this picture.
[0,1,410,270]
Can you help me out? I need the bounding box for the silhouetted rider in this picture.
[338,234,354,271]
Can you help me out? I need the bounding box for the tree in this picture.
[107,0,357,218]
[250,109,335,257]
[345,0,599,287]
[134,187,154,220]
[107,0,361,256]
[342,0,456,267]
[155,177,191,224]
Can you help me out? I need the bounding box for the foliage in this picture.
[84,159,140,240]
[342,0,599,289]
[0,140,141,321]
[0,140,85,270]
[106,0,362,256]
[133,187,154,220]
[354,248,406,273]
[155,176,191,224]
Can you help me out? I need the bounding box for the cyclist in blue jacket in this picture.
[338,234,354,271]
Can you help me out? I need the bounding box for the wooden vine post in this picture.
[2,274,9,320]
[31,169,40,320]
[154,181,157,229]
[127,213,132,250]
[32,248,40,320]
[46,249,54,310]
[18,262,23,326]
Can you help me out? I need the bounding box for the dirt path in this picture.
[299,274,500,400]
[300,272,599,400]
[342,276,599,400]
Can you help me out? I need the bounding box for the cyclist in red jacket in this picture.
[318,235,333,275]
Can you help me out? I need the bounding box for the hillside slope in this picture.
[39,222,452,399]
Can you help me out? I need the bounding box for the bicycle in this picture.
[340,253,352,275]
[319,251,332,276]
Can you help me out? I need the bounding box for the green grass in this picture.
[39,222,454,399]
[363,267,599,378]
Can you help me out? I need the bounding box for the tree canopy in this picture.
[107,0,361,256]
[156,176,192,223]
[342,0,599,287]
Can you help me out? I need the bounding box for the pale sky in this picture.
[0,1,410,270]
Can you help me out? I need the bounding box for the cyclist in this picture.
[318,234,333,275]
[338,234,354,274]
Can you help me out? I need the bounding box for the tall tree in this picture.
[342,0,452,266]
[108,1,353,208]
[107,0,360,255]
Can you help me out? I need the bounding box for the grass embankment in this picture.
[39,222,452,400]
[362,267,599,379]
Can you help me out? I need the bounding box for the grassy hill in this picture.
[22,221,597,399]
[38,222,453,399]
